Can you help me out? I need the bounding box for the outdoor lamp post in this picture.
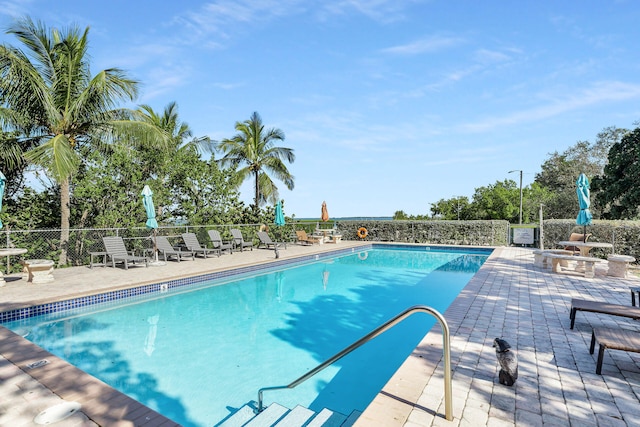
[509,169,523,224]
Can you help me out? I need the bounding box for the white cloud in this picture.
[138,65,192,101]
[0,0,34,18]
[319,0,419,24]
[381,35,465,55]
[460,81,640,133]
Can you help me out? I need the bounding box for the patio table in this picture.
[557,241,613,257]
[0,248,28,286]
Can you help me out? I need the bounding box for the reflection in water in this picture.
[144,315,160,356]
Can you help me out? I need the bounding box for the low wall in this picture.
[332,220,509,247]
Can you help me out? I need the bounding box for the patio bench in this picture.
[545,253,604,278]
[631,286,640,307]
[533,249,573,269]
[589,327,640,374]
[607,255,636,278]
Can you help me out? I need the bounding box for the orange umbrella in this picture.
[321,201,329,222]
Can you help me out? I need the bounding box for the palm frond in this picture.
[24,134,79,181]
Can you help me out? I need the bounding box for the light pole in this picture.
[509,169,523,224]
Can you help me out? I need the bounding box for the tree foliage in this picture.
[430,196,470,220]
[0,18,152,264]
[593,127,640,219]
[534,126,626,219]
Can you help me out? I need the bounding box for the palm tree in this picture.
[134,101,212,178]
[131,102,212,220]
[0,18,158,265]
[216,112,294,214]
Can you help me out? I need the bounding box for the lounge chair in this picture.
[257,231,286,249]
[102,236,148,270]
[181,232,218,258]
[295,230,321,245]
[230,229,254,251]
[589,327,640,374]
[569,298,640,329]
[155,235,194,262]
[208,230,233,254]
[564,233,591,255]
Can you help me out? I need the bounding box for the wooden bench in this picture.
[569,298,640,329]
[545,253,604,278]
[589,327,640,374]
[607,255,636,278]
[631,286,640,307]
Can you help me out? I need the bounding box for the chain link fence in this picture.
[1,223,301,273]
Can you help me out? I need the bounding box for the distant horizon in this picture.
[295,216,393,221]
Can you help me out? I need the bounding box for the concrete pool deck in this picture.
[1,243,639,426]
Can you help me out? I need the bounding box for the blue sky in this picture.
[2,1,639,219]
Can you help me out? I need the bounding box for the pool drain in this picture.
[26,359,49,370]
[34,401,81,425]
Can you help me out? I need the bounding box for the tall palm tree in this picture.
[131,102,212,219]
[0,18,160,265]
[216,112,294,213]
[134,101,212,178]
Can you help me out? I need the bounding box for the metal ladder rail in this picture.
[257,305,453,421]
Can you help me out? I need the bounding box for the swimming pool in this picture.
[3,245,489,426]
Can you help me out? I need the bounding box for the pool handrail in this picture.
[257,304,453,421]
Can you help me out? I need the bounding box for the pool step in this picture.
[216,402,361,427]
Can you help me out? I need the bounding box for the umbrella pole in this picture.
[154,229,159,262]
[583,225,586,243]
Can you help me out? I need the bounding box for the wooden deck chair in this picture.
[102,236,148,270]
[181,232,218,258]
[295,230,321,245]
[230,229,254,251]
[564,233,592,254]
[208,230,233,254]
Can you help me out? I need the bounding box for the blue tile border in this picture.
[0,244,493,324]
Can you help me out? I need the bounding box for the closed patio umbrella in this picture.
[0,171,5,229]
[275,200,285,226]
[142,185,158,229]
[273,200,285,257]
[142,185,162,265]
[576,173,592,242]
[321,201,329,222]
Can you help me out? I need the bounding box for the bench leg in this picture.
[596,344,605,375]
[589,330,596,354]
[551,258,563,273]
[570,307,577,329]
[632,290,637,307]
[584,262,595,278]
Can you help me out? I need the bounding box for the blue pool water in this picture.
[4,246,489,427]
